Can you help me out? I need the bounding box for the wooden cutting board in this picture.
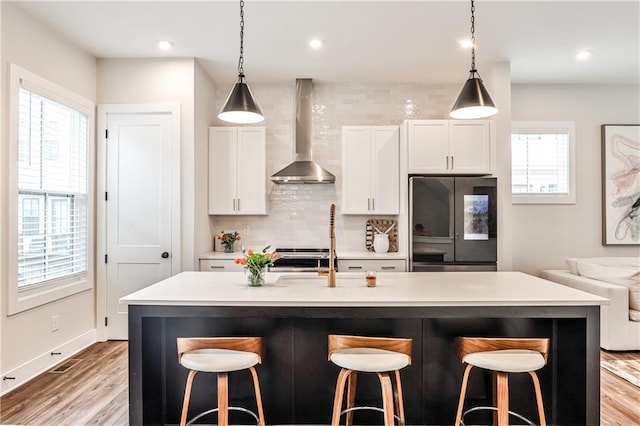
[365,219,398,252]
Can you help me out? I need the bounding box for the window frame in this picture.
[511,121,576,205]
[8,63,95,315]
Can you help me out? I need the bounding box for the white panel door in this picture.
[105,112,174,339]
[372,126,400,214]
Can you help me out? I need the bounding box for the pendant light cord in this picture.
[470,0,476,72]
[238,0,245,78]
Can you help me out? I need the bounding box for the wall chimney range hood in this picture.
[271,79,335,184]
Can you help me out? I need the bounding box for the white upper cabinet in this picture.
[342,126,400,215]
[407,120,491,174]
[209,127,266,215]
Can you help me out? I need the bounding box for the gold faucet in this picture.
[328,203,336,287]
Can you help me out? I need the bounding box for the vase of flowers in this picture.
[235,246,279,287]
[218,230,241,253]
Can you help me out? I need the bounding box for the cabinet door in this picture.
[209,127,237,214]
[342,126,373,214]
[237,127,267,214]
[407,120,449,173]
[337,259,406,272]
[371,126,400,214]
[449,120,491,174]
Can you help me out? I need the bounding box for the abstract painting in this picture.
[602,124,640,245]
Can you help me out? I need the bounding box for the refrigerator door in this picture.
[410,177,455,265]
[454,177,497,263]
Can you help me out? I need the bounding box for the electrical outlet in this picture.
[51,315,59,332]
[242,224,250,235]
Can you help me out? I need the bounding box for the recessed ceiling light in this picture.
[458,39,474,49]
[157,40,174,51]
[309,38,323,50]
[576,50,592,60]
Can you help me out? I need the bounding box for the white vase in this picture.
[373,233,389,253]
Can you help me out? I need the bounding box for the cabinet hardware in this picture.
[451,156,454,169]
[233,199,236,211]
[209,265,225,269]
[50,351,62,356]
[446,156,450,170]
[372,198,375,211]
[237,199,240,211]
[348,266,363,270]
[105,317,108,326]
[381,266,396,270]
[2,376,16,381]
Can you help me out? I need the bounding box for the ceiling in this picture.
[14,0,640,85]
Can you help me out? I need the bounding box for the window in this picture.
[511,121,576,204]
[8,64,94,314]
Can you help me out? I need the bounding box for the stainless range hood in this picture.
[271,79,335,184]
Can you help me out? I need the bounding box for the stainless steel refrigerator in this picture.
[409,176,497,271]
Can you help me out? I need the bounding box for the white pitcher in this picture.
[373,233,389,253]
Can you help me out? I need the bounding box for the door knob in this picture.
[161,252,170,259]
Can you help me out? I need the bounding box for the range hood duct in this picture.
[271,79,335,184]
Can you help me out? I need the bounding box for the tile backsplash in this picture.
[209,81,459,253]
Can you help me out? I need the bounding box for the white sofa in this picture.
[541,257,640,351]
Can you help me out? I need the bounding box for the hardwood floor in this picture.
[0,342,638,425]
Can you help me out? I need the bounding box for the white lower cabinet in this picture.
[199,259,244,272]
[338,259,406,272]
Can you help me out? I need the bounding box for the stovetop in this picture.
[275,248,330,258]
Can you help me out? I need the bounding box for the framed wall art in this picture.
[601,124,640,245]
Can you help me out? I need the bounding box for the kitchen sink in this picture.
[274,273,366,287]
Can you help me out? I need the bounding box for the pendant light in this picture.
[218,0,264,124]
[450,0,498,120]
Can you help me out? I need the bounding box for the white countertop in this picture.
[199,251,407,260]
[120,271,608,308]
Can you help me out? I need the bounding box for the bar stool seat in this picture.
[177,337,265,426]
[328,334,413,426]
[180,349,260,372]
[453,337,550,426]
[330,347,410,373]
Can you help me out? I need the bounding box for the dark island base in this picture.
[129,305,600,425]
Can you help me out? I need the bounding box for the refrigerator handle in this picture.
[408,177,414,271]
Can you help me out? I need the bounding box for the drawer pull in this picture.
[348,266,363,270]
[209,265,225,269]
[381,266,396,270]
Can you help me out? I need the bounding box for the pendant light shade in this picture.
[449,70,497,119]
[450,0,498,120]
[218,75,264,124]
[218,0,264,124]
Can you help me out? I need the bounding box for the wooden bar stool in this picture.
[177,337,265,426]
[328,334,413,426]
[453,337,550,426]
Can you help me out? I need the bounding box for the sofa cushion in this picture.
[630,309,640,322]
[575,259,640,311]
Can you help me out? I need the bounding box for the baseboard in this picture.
[1,329,97,396]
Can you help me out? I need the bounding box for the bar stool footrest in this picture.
[187,406,260,425]
[340,406,405,426]
[461,406,535,426]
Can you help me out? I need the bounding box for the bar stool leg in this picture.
[180,370,198,426]
[377,372,395,426]
[217,372,229,426]
[331,368,352,426]
[394,369,405,423]
[454,364,473,426]
[249,366,265,426]
[493,372,509,426]
[345,371,358,426]
[529,371,547,426]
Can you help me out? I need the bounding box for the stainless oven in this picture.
[269,248,336,272]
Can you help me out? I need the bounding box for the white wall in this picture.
[97,58,198,270]
[194,61,217,258]
[0,2,97,392]
[511,84,640,275]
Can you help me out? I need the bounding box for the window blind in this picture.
[17,85,88,288]
[511,131,570,195]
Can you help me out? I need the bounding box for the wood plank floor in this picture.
[0,342,638,425]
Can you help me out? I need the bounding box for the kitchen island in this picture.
[121,271,606,425]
